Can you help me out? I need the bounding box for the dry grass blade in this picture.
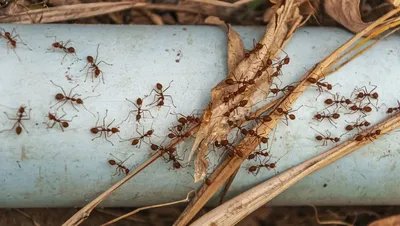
[173,6,400,226]
[14,209,40,226]
[310,205,355,226]
[100,190,195,226]
[190,112,400,225]
[0,2,202,23]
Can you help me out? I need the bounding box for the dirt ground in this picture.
[0,205,396,225]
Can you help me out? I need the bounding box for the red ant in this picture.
[222,85,247,104]
[313,110,340,127]
[122,128,154,147]
[353,85,379,104]
[275,106,301,125]
[244,40,265,59]
[324,93,352,109]
[108,153,134,176]
[147,81,177,110]
[386,101,400,114]
[306,77,335,99]
[247,149,269,162]
[46,109,77,132]
[161,148,187,170]
[225,73,256,86]
[347,103,373,115]
[50,80,97,117]
[47,36,79,64]
[216,139,244,158]
[172,112,201,126]
[0,28,31,61]
[223,99,248,117]
[311,127,341,146]
[345,117,371,132]
[269,83,296,97]
[125,97,153,123]
[167,125,191,140]
[244,114,273,124]
[90,110,123,146]
[81,44,112,91]
[354,129,381,142]
[247,128,269,144]
[0,105,31,135]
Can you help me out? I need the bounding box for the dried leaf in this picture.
[324,0,371,33]
[387,0,400,7]
[368,214,400,226]
[141,9,164,25]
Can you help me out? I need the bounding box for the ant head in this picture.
[372,92,379,99]
[132,139,139,146]
[327,84,333,90]
[67,47,75,53]
[225,78,235,85]
[276,108,283,114]
[156,83,163,90]
[364,121,371,126]
[223,111,230,117]
[244,52,250,58]
[265,58,272,66]
[387,108,393,114]
[90,128,99,134]
[363,106,372,112]
[223,96,230,103]
[147,130,154,135]
[263,116,272,122]
[76,99,83,104]
[241,129,248,136]
[289,114,296,120]
[62,122,69,128]
[205,178,212,185]
[255,43,263,50]
[87,56,94,63]
[151,144,159,151]
[357,93,364,98]
[261,137,269,144]
[178,117,187,124]
[332,113,340,119]
[283,57,290,65]
[176,124,183,131]
[287,86,295,92]
[345,125,353,131]
[214,141,221,148]
[221,140,229,146]
[18,106,25,113]
[55,93,64,100]
[125,168,130,175]
[52,42,60,48]
[315,114,322,119]
[324,99,333,105]
[272,71,279,77]
[345,99,352,104]
[239,100,248,107]
[248,129,255,136]
[269,163,276,168]
[16,126,22,135]
[247,153,255,160]
[48,113,56,120]
[173,161,182,169]
[5,32,10,37]
[334,137,340,142]
[271,88,279,94]
[168,133,176,139]
[136,98,143,105]
[316,135,323,141]
[355,135,364,141]
[375,129,381,135]
[108,159,116,165]
[111,128,120,133]
[350,105,358,111]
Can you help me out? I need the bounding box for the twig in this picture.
[14,209,40,226]
[310,205,354,226]
[100,190,195,226]
[95,208,146,223]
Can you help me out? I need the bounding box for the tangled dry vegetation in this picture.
[1,0,400,226]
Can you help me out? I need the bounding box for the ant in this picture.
[311,127,341,146]
[167,125,191,140]
[90,110,123,146]
[125,97,153,124]
[47,36,79,64]
[353,85,379,105]
[324,93,352,109]
[172,112,201,126]
[0,105,31,135]
[162,148,187,170]
[313,110,340,127]
[347,103,373,115]
[50,80,97,117]
[225,73,255,86]
[217,139,244,158]
[355,129,381,142]
[247,128,269,144]
[244,114,273,124]
[108,153,134,176]
[269,83,295,97]
[345,117,371,132]
[386,101,400,114]
[0,28,31,61]
[122,128,154,147]
[275,106,301,125]
[243,40,265,59]
[147,81,177,110]
[81,44,112,91]
[223,99,248,117]
[306,77,335,99]
[46,109,77,132]
[247,149,270,162]
[222,85,247,104]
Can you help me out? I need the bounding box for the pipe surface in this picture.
[0,25,399,207]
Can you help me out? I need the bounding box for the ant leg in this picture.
[164,95,177,108]
[80,62,90,73]
[97,60,113,66]
[147,92,160,107]
[92,131,103,141]
[58,122,65,132]
[69,101,79,112]
[18,122,29,133]
[3,112,18,120]
[94,112,100,127]
[11,48,21,62]
[93,75,101,92]
[13,34,32,50]
[0,121,18,133]
[101,71,105,84]
[163,80,174,92]
[61,52,68,65]
[47,121,57,129]
[59,108,67,120]
[107,119,115,128]
[50,80,68,96]
[142,109,154,119]
[103,110,108,128]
